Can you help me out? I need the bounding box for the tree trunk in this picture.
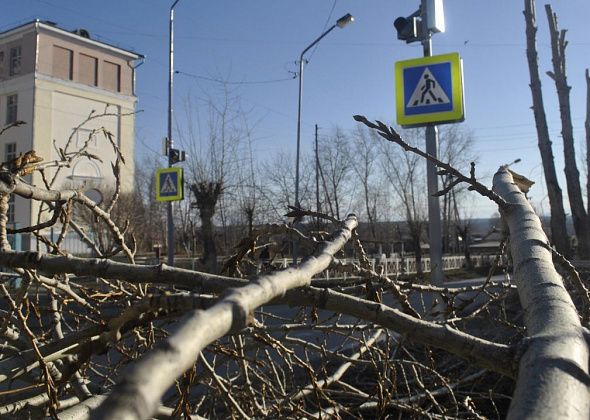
[410,222,424,278]
[545,4,590,258]
[93,215,359,420]
[363,183,377,240]
[523,0,571,257]
[191,181,222,274]
[585,69,590,218]
[493,168,589,419]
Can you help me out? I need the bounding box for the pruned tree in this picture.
[180,86,242,273]
[544,4,590,258]
[586,69,590,216]
[523,0,571,257]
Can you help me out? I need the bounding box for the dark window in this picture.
[9,46,21,76]
[5,143,16,161]
[6,95,17,124]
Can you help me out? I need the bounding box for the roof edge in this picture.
[0,19,144,60]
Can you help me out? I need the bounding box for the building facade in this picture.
[0,20,142,250]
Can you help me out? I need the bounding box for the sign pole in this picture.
[421,2,444,286]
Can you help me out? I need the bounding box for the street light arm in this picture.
[170,0,181,11]
[299,24,337,62]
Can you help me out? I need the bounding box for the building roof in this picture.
[0,19,144,60]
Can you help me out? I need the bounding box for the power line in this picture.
[175,70,296,85]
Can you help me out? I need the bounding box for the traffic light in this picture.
[169,148,185,164]
[394,16,420,43]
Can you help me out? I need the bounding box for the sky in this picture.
[3,0,590,219]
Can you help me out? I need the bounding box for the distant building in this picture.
[0,20,142,250]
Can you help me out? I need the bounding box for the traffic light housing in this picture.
[169,148,185,164]
[394,16,420,43]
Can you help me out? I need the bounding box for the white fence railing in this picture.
[259,254,497,278]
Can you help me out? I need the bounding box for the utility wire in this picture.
[175,70,296,85]
[306,0,338,62]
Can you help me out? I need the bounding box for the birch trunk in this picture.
[493,168,590,419]
[91,215,358,420]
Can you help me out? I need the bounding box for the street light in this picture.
[504,158,522,168]
[294,13,354,209]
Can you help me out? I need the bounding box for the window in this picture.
[5,143,17,161]
[6,95,17,125]
[9,46,21,76]
[5,142,16,224]
[79,53,98,86]
[103,61,120,92]
[52,46,73,80]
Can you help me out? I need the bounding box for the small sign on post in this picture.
[395,52,464,127]
[156,167,184,202]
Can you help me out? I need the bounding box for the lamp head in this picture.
[336,13,354,28]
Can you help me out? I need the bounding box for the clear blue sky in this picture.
[4,0,590,218]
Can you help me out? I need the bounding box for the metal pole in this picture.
[294,55,305,209]
[315,124,320,229]
[294,24,338,210]
[421,1,444,286]
[167,0,181,266]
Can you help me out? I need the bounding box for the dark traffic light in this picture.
[394,16,420,43]
[169,148,185,164]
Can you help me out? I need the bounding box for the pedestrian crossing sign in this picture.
[395,52,464,126]
[156,167,184,202]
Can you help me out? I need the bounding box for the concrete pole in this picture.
[167,0,181,266]
[421,1,444,285]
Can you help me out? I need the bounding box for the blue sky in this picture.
[4,0,590,218]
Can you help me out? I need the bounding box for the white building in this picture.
[0,20,142,250]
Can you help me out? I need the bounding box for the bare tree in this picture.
[261,151,314,222]
[351,124,381,240]
[438,125,477,254]
[544,4,590,258]
[586,69,590,215]
[180,86,242,273]
[380,130,427,277]
[318,127,353,220]
[523,0,571,257]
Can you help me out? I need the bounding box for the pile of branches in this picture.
[0,117,588,419]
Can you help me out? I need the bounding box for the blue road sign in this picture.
[395,53,464,126]
[156,167,184,202]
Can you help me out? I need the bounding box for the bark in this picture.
[0,250,246,293]
[457,224,473,271]
[586,69,590,217]
[410,220,424,278]
[190,181,222,273]
[545,4,590,258]
[523,0,571,257]
[91,215,358,420]
[493,168,590,419]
